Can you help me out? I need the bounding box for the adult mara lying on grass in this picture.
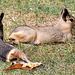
[9,6,75,45]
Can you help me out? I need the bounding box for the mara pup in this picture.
[9,6,75,45]
[0,13,4,40]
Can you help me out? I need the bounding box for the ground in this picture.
[0,0,75,75]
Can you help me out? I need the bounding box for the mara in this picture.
[9,6,75,45]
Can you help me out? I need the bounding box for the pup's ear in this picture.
[0,13,4,22]
[61,5,69,21]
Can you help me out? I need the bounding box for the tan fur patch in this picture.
[6,49,17,62]
[14,33,24,39]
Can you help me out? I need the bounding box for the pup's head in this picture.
[8,31,26,44]
[8,33,19,44]
[61,5,75,28]
[0,13,4,40]
[8,32,23,44]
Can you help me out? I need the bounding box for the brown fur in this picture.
[9,6,75,45]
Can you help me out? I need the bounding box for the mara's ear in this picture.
[61,5,69,21]
[0,13,4,21]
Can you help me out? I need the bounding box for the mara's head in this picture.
[60,6,75,28]
[8,32,20,44]
[0,13,4,40]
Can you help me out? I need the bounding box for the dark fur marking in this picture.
[10,58,17,61]
[0,13,4,40]
[61,8,69,21]
[20,58,28,63]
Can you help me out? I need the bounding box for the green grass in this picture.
[0,0,75,75]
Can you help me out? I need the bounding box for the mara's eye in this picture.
[12,39,15,41]
[69,19,73,22]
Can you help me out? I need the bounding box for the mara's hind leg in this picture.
[9,26,37,44]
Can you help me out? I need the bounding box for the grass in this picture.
[0,0,75,75]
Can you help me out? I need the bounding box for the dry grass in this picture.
[0,0,75,75]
